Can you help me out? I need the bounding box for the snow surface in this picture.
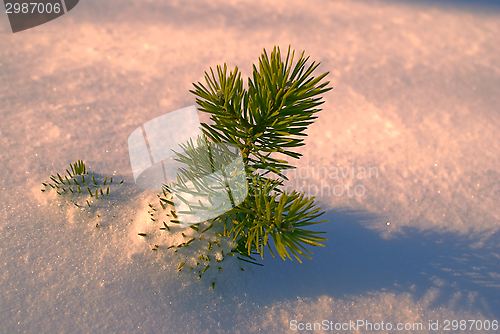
[1,0,500,333]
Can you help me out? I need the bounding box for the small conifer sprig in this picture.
[41,160,124,213]
[167,46,331,264]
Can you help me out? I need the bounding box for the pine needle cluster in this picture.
[41,160,124,220]
[168,46,332,264]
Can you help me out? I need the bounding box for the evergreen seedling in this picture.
[163,46,331,265]
[41,160,122,220]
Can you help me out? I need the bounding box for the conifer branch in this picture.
[179,46,332,263]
